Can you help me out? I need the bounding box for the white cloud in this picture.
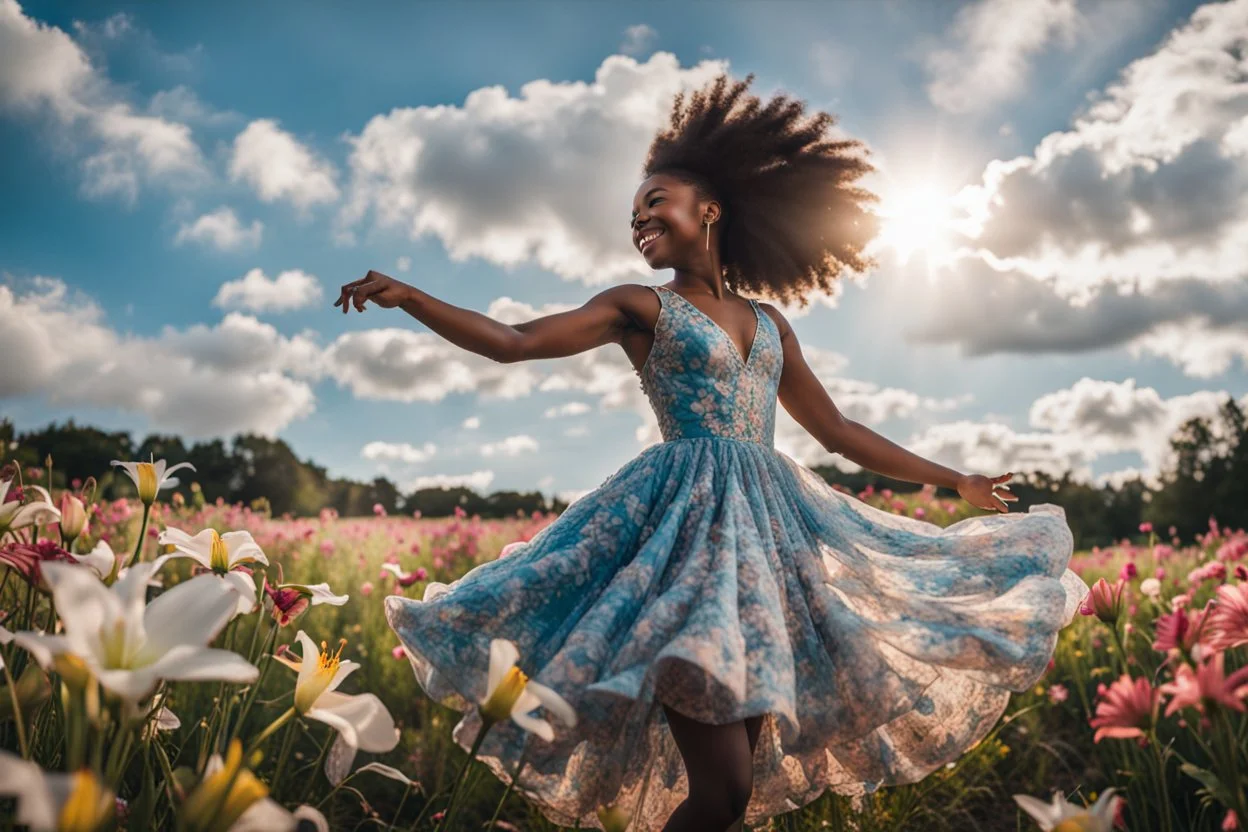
[213,268,323,313]
[334,52,730,287]
[462,416,481,429]
[922,0,1083,113]
[0,276,317,438]
[0,1,208,204]
[147,84,238,128]
[908,0,1248,375]
[544,401,592,418]
[229,119,340,212]
[395,256,411,273]
[403,470,495,492]
[174,207,263,251]
[322,328,542,403]
[362,441,437,464]
[479,435,539,457]
[619,24,657,56]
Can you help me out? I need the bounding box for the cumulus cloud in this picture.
[922,0,1083,113]
[0,1,208,204]
[619,24,657,56]
[213,268,323,313]
[403,470,495,492]
[362,441,437,464]
[229,119,340,212]
[479,435,539,457]
[909,0,1248,375]
[0,276,318,438]
[174,207,263,251]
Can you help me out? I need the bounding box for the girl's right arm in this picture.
[337,271,641,364]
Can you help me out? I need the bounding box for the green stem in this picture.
[390,783,414,830]
[230,623,279,742]
[1,648,29,758]
[1150,732,1173,832]
[486,740,530,830]
[270,716,300,800]
[297,735,334,805]
[128,502,152,569]
[437,719,493,832]
[245,705,298,759]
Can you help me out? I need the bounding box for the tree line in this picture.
[2,395,1245,548]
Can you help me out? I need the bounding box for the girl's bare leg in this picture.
[660,705,766,832]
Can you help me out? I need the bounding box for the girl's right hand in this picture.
[335,270,414,313]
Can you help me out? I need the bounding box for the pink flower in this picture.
[1119,561,1137,581]
[1080,578,1127,624]
[1224,810,1240,831]
[1188,561,1227,587]
[913,507,926,519]
[392,645,406,660]
[373,503,387,517]
[1090,674,1159,743]
[1205,582,1248,651]
[1237,564,1248,581]
[360,581,374,597]
[1152,604,1212,654]
[1140,521,1153,534]
[499,541,527,559]
[0,540,74,590]
[1159,653,1248,716]
[1047,684,1069,704]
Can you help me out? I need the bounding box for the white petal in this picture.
[487,638,519,698]
[324,659,360,695]
[0,751,60,831]
[510,711,554,742]
[301,583,349,606]
[521,680,578,728]
[8,633,70,669]
[308,690,399,753]
[292,805,330,832]
[1012,794,1061,829]
[138,574,237,660]
[161,461,196,485]
[222,531,268,566]
[353,762,415,787]
[95,665,163,701]
[11,502,60,529]
[228,796,294,832]
[140,645,259,687]
[40,563,112,653]
[72,540,116,580]
[155,527,213,567]
[110,461,141,489]
[222,570,259,617]
[323,733,356,786]
[293,631,319,692]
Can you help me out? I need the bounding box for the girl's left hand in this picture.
[956,472,1017,513]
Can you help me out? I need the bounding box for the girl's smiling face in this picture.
[631,172,719,269]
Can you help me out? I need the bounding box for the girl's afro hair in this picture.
[641,72,882,307]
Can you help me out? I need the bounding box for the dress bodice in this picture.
[636,285,784,446]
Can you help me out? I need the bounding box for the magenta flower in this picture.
[1080,577,1127,624]
[1159,653,1248,716]
[1205,582,1248,651]
[1090,674,1159,743]
[1119,561,1137,581]
[1152,603,1212,655]
[1140,521,1153,534]
[0,540,73,591]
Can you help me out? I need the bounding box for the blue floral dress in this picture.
[384,284,1089,830]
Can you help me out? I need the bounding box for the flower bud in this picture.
[58,492,88,544]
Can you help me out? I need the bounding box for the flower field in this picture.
[0,459,1246,831]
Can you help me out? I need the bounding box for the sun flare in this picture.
[875,184,960,267]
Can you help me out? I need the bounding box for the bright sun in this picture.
[875,184,959,267]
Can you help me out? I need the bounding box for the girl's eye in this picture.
[631,198,663,228]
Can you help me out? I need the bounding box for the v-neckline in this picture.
[660,286,760,368]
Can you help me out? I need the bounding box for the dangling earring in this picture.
[705,218,713,251]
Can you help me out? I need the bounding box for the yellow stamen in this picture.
[1054,816,1095,832]
[295,638,348,713]
[209,530,231,573]
[57,769,114,832]
[180,739,269,832]
[481,665,528,724]
[135,462,158,505]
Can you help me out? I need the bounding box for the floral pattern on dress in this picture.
[384,283,1089,830]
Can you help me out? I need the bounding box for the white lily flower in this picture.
[478,638,577,741]
[69,539,117,581]
[0,750,115,831]
[110,456,195,506]
[1014,788,1121,832]
[0,479,60,533]
[10,559,258,702]
[158,527,270,618]
[273,630,399,784]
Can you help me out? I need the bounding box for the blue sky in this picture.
[3,0,1247,501]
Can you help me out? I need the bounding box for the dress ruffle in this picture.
[385,436,1088,830]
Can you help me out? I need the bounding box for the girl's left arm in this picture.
[767,304,965,491]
